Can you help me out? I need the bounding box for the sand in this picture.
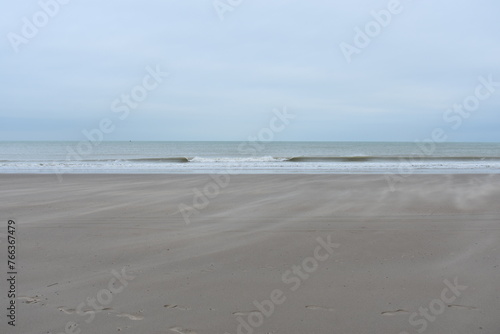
[1,174,499,334]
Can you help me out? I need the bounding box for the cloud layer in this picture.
[1,0,499,141]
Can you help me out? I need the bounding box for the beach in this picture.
[1,173,500,334]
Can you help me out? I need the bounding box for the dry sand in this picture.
[1,174,499,334]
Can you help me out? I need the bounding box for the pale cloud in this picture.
[0,0,499,141]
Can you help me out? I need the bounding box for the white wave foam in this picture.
[0,159,499,174]
[187,156,289,163]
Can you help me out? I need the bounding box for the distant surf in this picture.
[127,155,500,164]
[1,141,499,174]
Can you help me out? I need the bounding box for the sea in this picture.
[0,141,499,174]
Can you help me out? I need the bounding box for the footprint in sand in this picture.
[164,304,191,311]
[381,309,409,316]
[170,327,197,334]
[58,307,75,314]
[232,310,260,316]
[116,313,144,320]
[305,305,335,312]
[18,296,41,304]
[448,304,478,310]
[58,307,113,315]
[116,326,131,332]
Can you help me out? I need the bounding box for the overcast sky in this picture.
[1,0,499,142]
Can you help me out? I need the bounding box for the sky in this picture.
[1,0,499,142]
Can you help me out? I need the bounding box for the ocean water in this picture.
[0,141,499,174]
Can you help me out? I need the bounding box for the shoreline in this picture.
[0,169,499,175]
